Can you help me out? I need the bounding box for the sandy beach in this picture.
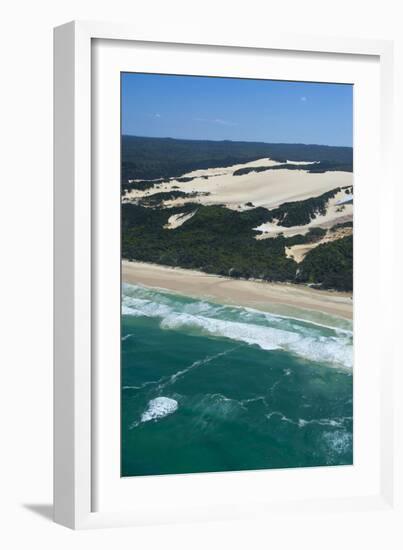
[122,260,353,323]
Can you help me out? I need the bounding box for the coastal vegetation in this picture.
[121,137,353,292]
[122,135,353,182]
[330,221,353,232]
[264,188,341,227]
[122,201,353,290]
[233,160,352,176]
[285,227,327,246]
[135,190,207,207]
[297,236,353,291]
[122,203,295,281]
[122,178,167,193]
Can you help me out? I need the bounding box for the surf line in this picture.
[129,345,243,429]
[156,344,243,391]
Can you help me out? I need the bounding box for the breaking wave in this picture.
[122,283,352,368]
[139,397,178,424]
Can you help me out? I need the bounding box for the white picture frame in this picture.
[54,20,397,530]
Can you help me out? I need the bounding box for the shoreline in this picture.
[122,260,353,324]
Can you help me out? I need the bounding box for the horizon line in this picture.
[122,134,353,149]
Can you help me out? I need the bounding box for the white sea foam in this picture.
[123,283,352,331]
[266,412,349,429]
[122,304,136,315]
[298,418,343,428]
[323,430,352,455]
[122,296,172,318]
[122,284,353,368]
[191,393,245,425]
[241,395,269,407]
[158,347,238,391]
[125,349,238,407]
[161,313,282,351]
[182,301,222,316]
[252,307,352,335]
[161,313,352,368]
[140,397,178,423]
[266,411,297,425]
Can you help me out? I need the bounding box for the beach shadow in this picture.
[23,503,53,522]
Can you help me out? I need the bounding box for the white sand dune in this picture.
[285,226,353,263]
[255,189,353,239]
[123,157,353,213]
[163,210,197,229]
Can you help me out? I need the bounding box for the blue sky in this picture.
[122,73,353,147]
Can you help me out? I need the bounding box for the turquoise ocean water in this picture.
[121,282,353,477]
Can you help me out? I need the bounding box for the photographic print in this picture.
[120,73,353,477]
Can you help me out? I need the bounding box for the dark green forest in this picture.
[121,137,353,292]
[122,202,353,291]
[233,160,352,176]
[122,135,353,182]
[296,236,353,291]
[264,188,341,227]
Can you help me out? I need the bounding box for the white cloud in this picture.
[214,118,238,126]
[300,96,307,102]
[195,117,237,126]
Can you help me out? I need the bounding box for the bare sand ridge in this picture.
[123,157,353,213]
[255,188,353,239]
[122,157,353,323]
[285,226,353,263]
[122,260,353,322]
[163,210,197,229]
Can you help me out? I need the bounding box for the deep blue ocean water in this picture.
[121,283,353,476]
